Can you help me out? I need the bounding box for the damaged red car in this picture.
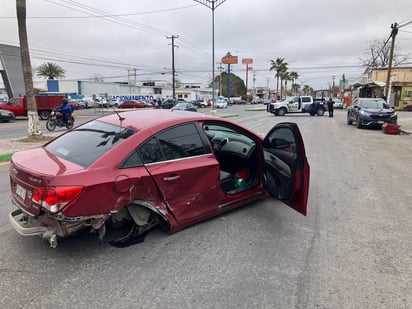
[9,109,309,248]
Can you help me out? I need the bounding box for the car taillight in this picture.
[32,186,83,213]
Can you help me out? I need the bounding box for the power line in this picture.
[0,4,201,19]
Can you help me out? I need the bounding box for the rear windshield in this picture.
[45,120,136,167]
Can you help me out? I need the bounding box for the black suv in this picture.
[347,98,397,128]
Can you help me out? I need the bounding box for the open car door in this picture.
[262,122,310,215]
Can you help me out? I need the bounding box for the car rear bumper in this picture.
[9,209,58,247]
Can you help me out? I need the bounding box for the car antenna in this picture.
[112,106,125,121]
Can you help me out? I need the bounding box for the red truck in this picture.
[0,95,66,120]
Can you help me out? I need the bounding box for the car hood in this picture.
[12,147,84,177]
[362,108,393,113]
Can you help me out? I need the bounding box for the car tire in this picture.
[347,115,353,125]
[46,119,56,131]
[39,110,51,120]
[277,108,286,116]
[316,108,325,116]
[356,116,363,129]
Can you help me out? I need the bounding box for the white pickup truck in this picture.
[268,96,326,116]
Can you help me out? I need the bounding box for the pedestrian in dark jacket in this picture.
[327,97,334,117]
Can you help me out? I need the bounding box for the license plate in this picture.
[378,121,384,124]
[16,184,26,201]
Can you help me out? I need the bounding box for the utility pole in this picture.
[332,75,335,98]
[217,61,223,96]
[194,0,227,110]
[385,22,399,101]
[166,35,179,101]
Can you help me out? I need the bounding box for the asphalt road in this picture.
[0,107,411,309]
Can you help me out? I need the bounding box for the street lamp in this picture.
[194,0,227,110]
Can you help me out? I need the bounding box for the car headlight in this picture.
[360,110,370,116]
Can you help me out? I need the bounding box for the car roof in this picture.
[97,109,212,131]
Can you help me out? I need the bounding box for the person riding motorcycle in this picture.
[56,98,73,124]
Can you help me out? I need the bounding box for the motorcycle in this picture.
[46,109,75,131]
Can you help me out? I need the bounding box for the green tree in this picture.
[16,0,41,137]
[36,62,65,79]
[269,57,288,99]
[281,71,291,98]
[289,71,299,94]
[302,85,313,95]
[215,72,246,98]
[291,83,300,95]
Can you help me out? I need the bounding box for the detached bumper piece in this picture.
[9,209,58,248]
[382,123,400,135]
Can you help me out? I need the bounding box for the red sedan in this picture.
[118,100,144,109]
[9,110,310,248]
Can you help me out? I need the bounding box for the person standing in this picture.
[327,97,334,117]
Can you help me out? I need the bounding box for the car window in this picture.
[9,98,21,105]
[302,97,311,103]
[265,127,297,157]
[138,123,210,164]
[45,120,136,167]
[138,137,162,164]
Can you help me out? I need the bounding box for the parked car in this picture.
[232,99,247,105]
[333,98,343,109]
[215,99,228,109]
[251,99,264,104]
[0,109,15,122]
[118,100,144,109]
[171,102,197,112]
[8,109,309,248]
[404,103,412,111]
[347,98,397,129]
[192,99,206,107]
[69,100,80,110]
[159,98,176,109]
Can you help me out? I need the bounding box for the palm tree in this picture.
[269,58,288,99]
[37,62,65,79]
[302,85,313,95]
[292,83,301,94]
[281,71,291,98]
[16,0,41,137]
[289,71,299,94]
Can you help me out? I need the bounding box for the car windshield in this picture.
[45,120,136,167]
[359,99,389,109]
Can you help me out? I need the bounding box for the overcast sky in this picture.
[1,0,412,91]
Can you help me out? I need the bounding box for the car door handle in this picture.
[163,175,180,181]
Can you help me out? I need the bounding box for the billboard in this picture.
[242,58,253,65]
[222,55,238,64]
[0,44,25,98]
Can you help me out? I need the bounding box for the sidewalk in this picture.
[0,133,61,155]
